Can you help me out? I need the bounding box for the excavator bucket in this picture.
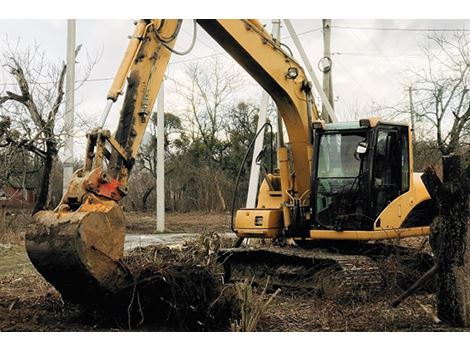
[25,197,131,304]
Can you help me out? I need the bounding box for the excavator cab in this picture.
[235,117,434,241]
[308,118,434,240]
[311,118,411,231]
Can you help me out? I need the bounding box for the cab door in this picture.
[370,126,410,219]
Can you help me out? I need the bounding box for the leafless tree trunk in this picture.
[0,44,95,213]
[142,185,155,211]
[0,57,65,213]
[426,155,470,326]
[397,31,470,327]
[380,30,470,326]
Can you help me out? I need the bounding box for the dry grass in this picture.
[0,208,33,245]
[0,228,25,245]
[0,209,231,244]
[230,278,281,332]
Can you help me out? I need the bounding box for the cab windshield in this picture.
[314,132,366,229]
[317,133,364,178]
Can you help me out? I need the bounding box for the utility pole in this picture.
[284,20,337,122]
[156,85,165,232]
[246,19,281,209]
[408,86,416,144]
[63,19,76,196]
[321,19,334,122]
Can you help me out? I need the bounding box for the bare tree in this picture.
[409,32,470,155]
[174,58,243,211]
[0,43,95,213]
[395,32,470,327]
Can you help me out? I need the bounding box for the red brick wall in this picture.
[0,186,35,208]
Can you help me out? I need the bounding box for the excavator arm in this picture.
[26,19,317,303]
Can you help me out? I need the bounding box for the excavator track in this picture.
[218,243,434,299]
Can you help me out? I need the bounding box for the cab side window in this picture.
[400,127,410,193]
[373,130,400,188]
[372,128,401,217]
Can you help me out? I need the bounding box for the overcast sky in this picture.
[1,19,470,143]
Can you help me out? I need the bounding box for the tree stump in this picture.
[427,155,470,327]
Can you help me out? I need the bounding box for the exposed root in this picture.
[81,233,240,331]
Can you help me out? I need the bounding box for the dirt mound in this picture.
[85,234,240,331]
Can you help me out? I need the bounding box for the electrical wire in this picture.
[281,27,323,40]
[0,51,226,87]
[332,25,470,32]
[346,27,404,90]
[333,52,424,58]
[334,54,376,103]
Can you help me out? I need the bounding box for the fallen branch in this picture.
[418,301,441,324]
[391,263,437,308]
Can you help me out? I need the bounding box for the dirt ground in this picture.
[0,210,468,332]
[0,265,464,332]
[125,211,231,234]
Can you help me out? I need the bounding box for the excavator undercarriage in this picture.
[219,241,435,298]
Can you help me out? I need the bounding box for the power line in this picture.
[334,54,376,103]
[1,22,326,88]
[0,76,114,87]
[281,27,322,40]
[332,25,470,32]
[10,23,448,89]
[333,52,424,57]
[0,51,228,87]
[344,26,404,90]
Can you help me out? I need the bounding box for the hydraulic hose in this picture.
[155,20,197,56]
[230,122,273,232]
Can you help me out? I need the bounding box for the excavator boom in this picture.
[26,19,317,302]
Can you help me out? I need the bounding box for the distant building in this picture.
[0,186,35,208]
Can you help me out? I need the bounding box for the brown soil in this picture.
[1,209,232,239]
[0,211,468,332]
[1,268,466,332]
[260,293,458,332]
[125,211,231,234]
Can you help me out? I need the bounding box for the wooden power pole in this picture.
[284,20,337,122]
[321,19,334,122]
[408,86,416,144]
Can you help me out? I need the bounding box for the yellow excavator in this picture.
[26,19,435,302]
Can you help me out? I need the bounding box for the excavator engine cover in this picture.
[25,196,131,303]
